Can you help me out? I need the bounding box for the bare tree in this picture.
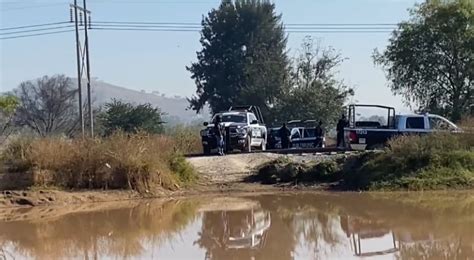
[14,75,80,137]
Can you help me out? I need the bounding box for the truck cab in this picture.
[201,106,267,154]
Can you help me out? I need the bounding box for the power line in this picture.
[93,21,201,25]
[0,21,398,32]
[0,25,74,35]
[0,21,70,31]
[91,27,199,32]
[91,23,394,30]
[0,29,75,40]
[91,27,392,33]
[89,0,218,4]
[0,20,397,39]
[92,20,398,27]
[285,23,397,26]
[91,24,202,29]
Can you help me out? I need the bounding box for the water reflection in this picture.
[195,202,273,259]
[0,192,473,259]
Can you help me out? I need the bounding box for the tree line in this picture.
[1,0,472,139]
[0,76,164,139]
[188,0,472,123]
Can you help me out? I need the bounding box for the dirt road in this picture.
[186,152,336,184]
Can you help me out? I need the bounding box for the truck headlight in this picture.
[200,129,208,136]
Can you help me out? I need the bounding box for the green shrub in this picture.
[344,133,474,191]
[170,155,197,185]
[254,133,473,191]
[297,160,341,182]
[256,158,340,184]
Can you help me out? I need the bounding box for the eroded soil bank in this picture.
[1,152,343,208]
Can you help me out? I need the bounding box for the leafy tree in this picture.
[273,37,354,127]
[0,94,20,143]
[374,0,473,122]
[0,95,19,115]
[187,0,289,119]
[14,75,80,137]
[98,99,164,136]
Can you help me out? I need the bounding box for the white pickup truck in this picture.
[344,104,461,150]
[200,106,267,154]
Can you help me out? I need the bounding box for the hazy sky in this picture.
[1,0,421,112]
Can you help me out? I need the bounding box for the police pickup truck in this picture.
[200,106,267,154]
[288,120,326,148]
[344,104,461,150]
[267,120,325,149]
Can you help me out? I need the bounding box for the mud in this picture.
[0,153,343,208]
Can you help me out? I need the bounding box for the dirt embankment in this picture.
[0,152,340,208]
[187,152,336,184]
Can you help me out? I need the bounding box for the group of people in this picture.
[212,113,349,156]
[278,114,349,149]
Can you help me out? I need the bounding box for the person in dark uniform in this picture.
[336,114,348,148]
[213,115,225,155]
[278,123,291,149]
[315,120,324,148]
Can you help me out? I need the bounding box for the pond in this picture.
[0,192,473,259]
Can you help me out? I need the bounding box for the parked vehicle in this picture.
[269,120,326,149]
[344,104,461,150]
[289,122,326,148]
[267,127,281,149]
[200,106,267,154]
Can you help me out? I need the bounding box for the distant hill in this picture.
[72,79,209,124]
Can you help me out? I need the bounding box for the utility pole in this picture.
[72,0,84,137]
[70,1,92,137]
[83,0,93,137]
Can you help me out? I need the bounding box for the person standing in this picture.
[315,120,324,148]
[278,123,291,149]
[213,115,225,155]
[336,114,348,148]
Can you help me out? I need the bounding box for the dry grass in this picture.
[457,117,474,151]
[345,133,474,191]
[254,132,474,191]
[1,133,197,192]
[165,124,202,154]
[459,116,474,134]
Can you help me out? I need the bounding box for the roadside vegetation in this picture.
[0,132,197,192]
[164,124,202,155]
[255,130,474,191]
[346,132,473,190]
[0,0,472,196]
[0,84,204,193]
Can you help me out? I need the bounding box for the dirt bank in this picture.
[0,189,144,208]
[0,152,343,208]
[0,195,272,222]
[188,152,340,184]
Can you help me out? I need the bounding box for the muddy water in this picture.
[0,192,473,260]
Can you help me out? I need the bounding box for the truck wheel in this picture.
[203,146,211,155]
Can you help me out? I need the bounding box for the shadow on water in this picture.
[0,192,473,259]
